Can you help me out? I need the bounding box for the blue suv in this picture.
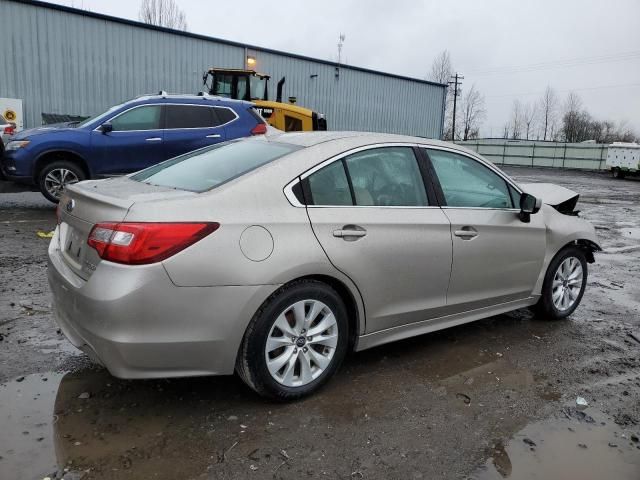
[1,94,267,202]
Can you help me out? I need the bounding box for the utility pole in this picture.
[448,73,463,141]
[337,34,346,64]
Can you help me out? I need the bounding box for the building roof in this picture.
[11,0,446,89]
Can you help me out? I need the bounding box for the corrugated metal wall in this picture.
[0,0,445,137]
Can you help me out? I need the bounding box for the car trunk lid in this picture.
[56,177,195,280]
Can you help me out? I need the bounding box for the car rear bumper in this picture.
[47,228,279,378]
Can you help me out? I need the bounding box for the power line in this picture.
[484,81,640,100]
[466,51,640,76]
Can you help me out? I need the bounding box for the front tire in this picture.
[38,160,85,203]
[534,246,588,320]
[612,168,626,179]
[236,280,349,400]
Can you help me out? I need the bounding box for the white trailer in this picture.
[607,142,640,179]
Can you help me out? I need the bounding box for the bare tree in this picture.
[139,0,187,30]
[509,100,523,139]
[460,84,485,140]
[428,50,453,84]
[537,85,557,141]
[561,92,591,142]
[522,102,537,140]
[428,50,455,140]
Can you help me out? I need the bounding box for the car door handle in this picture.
[333,226,367,240]
[206,134,221,138]
[145,137,162,142]
[454,228,478,239]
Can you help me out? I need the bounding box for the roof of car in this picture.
[265,131,466,151]
[128,94,254,107]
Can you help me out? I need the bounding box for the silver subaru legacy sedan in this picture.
[48,132,600,399]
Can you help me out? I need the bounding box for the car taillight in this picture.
[3,125,15,135]
[251,123,267,135]
[87,222,219,265]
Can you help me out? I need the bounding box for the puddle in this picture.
[0,373,65,479]
[472,408,640,479]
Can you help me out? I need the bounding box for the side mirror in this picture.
[519,193,542,223]
[99,122,113,133]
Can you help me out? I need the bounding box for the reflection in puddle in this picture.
[0,312,634,479]
[473,408,640,480]
[0,373,64,478]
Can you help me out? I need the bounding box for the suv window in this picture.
[132,140,300,192]
[345,147,428,206]
[165,105,215,129]
[110,105,161,131]
[214,107,236,125]
[308,161,353,206]
[427,149,513,208]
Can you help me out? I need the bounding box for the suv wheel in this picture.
[38,161,85,203]
[236,280,349,400]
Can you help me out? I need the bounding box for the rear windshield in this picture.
[131,139,300,192]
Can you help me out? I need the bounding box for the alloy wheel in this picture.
[44,168,79,200]
[551,256,584,311]
[265,299,338,387]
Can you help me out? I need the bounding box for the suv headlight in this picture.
[5,140,30,151]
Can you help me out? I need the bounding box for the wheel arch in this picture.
[246,273,365,354]
[33,149,91,181]
[295,274,363,352]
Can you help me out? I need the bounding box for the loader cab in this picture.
[202,67,327,132]
[204,68,270,102]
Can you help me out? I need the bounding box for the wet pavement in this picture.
[1,168,639,479]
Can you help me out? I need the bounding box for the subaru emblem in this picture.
[65,199,75,213]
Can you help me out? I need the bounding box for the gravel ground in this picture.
[0,168,638,480]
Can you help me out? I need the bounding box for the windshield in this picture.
[77,103,124,128]
[131,139,300,192]
[250,76,268,100]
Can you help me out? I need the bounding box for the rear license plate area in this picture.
[64,225,84,264]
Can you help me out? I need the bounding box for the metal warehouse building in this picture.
[0,0,446,137]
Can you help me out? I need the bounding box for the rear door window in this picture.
[345,147,428,206]
[165,105,215,129]
[307,161,353,206]
[110,105,162,131]
[131,140,300,192]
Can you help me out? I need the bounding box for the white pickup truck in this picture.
[607,142,640,179]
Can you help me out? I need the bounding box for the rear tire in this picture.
[38,160,85,203]
[236,280,349,400]
[612,168,626,179]
[533,246,588,320]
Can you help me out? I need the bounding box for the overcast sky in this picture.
[54,0,640,136]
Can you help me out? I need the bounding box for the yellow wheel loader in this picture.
[202,68,327,132]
